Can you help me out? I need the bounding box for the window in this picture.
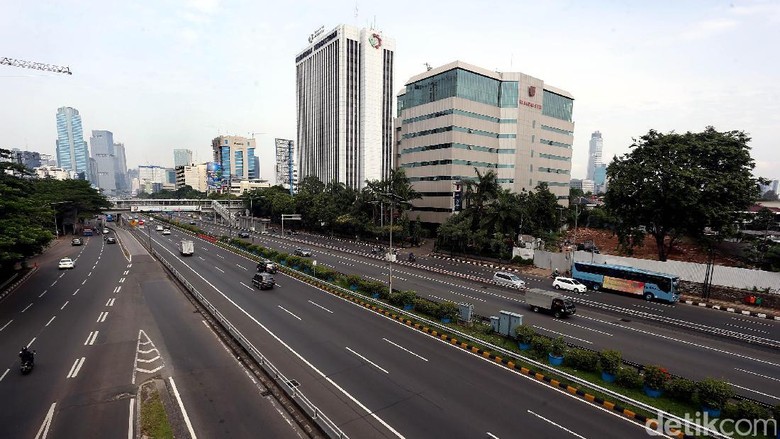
[542,90,574,122]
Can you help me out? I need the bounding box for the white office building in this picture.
[295,24,395,189]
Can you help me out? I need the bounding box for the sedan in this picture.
[58,258,75,269]
[492,271,526,289]
[238,231,250,238]
[294,248,312,257]
[553,277,587,293]
[162,229,171,235]
[71,238,83,246]
[105,237,117,244]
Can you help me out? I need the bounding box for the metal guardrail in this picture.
[147,243,348,438]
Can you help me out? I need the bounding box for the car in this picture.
[552,277,587,293]
[294,248,312,257]
[493,271,526,289]
[71,238,83,246]
[256,259,277,274]
[238,231,250,238]
[251,272,275,290]
[105,237,117,244]
[189,220,196,225]
[102,228,109,234]
[58,258,75,269]
[260,230,270,235]
[138,220,145,225]
[162,229,171,235]
[156,225,164,232]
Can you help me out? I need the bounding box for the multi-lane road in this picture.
[189,215,780,406]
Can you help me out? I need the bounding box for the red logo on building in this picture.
[528,86,536,97]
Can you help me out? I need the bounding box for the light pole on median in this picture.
[380,192,405,297]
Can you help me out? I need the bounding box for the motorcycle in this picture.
[20,351,35,375]
[408,253,416,263]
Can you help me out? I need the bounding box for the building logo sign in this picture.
[308,26,325,43]
[368,33,382,49]
[528,86,536,97]
[519,100,542,110]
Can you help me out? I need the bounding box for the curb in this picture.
[682,298,779,321]
[0,267,37,303]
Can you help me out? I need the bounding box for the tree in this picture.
[605,127,759,261]
[463,169,499,231]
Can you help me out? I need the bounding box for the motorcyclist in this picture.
[552,268,560,279]
[19,346,34,365]
[408,252,416,262]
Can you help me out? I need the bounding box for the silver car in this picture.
[493,271,526,289]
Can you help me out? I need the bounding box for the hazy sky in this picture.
[2,0,778,183]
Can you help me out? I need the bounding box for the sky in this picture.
[1,0,778,183]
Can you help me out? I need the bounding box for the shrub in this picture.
[616,367,644,390]
[599,350,622,375]
[549,336,567,357]
[413,297,439,317]
[514,324,535,344]
[563,348,600,372]
[531,336,552,359]
[696,378,734,409]
[664,378,696,403]
[643,365,670,390]
[344,274,363,289]
[438,301,459,320]
[390,290,416,307]
[511,256,534,266]
[734,400,770,421]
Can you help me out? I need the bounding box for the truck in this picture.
[83,228,93,236]
[524,288,576,318]
[178,240,194,256]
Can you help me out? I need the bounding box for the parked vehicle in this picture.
[552,277,586,293]
[493,271,526,289]
[251,272,275,290]
[71,238,83,246]
[257,259,277,274]
[178,240,194,256]
[58,258,75,269]
[525,288,576,318]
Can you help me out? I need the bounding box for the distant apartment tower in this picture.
[275,138,299,193]
[10,149,42,169]
[113,142,129,194]
[90,130,118,196]
[173,149,193,168]
[55,106,90,180]
[395,61,575,224]
[570,178,595,194]
[295,24,395,189]
[211,135,257,182]
[586,131,603,180]
[176,163,208,192]
[138,165,168,194]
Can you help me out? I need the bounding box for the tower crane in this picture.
[1,57,72,75]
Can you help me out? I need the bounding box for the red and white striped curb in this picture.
[0,267,38,302]
[683,299,779,321]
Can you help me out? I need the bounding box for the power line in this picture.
[1,57,72,75]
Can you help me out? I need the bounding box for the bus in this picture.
[571,261,680,303]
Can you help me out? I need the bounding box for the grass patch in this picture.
[140,384,174,439]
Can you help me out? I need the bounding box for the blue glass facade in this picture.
[247,148,256,178]
[221,146,231,178]
[399,68,519,113]
[542,90,574,122]
[55,107,89,179]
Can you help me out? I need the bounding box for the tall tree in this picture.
[463,169,499,231]
[605,127,759,261]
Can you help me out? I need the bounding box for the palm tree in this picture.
[463,169,500,230]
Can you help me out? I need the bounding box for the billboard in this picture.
[206,162,223,190]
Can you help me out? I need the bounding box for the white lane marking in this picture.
[152,241,405,439]
[21,303,33,312]
[61,301,69,310]
[107,298,115,306]
[487,433,500,439]
[84,331,99,345]
[533,326,593,344]
[81,279,86,285]
[278,305,302,321]
[734,368,780,383]
[59,273,65,278]
[201,247,209,251]
[447,290,486,302]
[123,270,129,275]
[215,267,225,273]
[198,256,205,261]
[346,346,389,374]
[383,338,429,362]
[88,272,92,277]
[308,300,334,314]
[0,368,9,382]
[169,377,197,439]
[39,290,47,298]
[28,337,36,347]
[128,398,134,439]
[136,356,161,363]
[115,286,122,293]
[1,320,12,331]
[45,316,56,327]
[73,288,80,296]
[119,277,126,283]
[34,402,56,439]
[553,319,613,336]
[127,264,132,268]
[240,282,254,291]
[97,311,108,323]
[729,383,780,401]
[66,357,86,378]
[527,410,587,438]
[236,264,247,270]
[51,281,57,286]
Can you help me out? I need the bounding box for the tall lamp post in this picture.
[381,192,405,297]
[50,201,71,237]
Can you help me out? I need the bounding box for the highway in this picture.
[186,216,780,406]
[133,218,685,438]
[0,228,303,438]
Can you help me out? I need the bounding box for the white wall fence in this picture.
[534,250,780,292]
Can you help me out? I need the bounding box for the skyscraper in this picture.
[90,130,117,196]
[114,142,128,194]
[56,106,90,180]
[295,24,395,189]
[211,135,257,182]
[174,149,193,168]
[275,138,298,194]
[587,131,603,181]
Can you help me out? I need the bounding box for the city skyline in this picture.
[1,1,778,183]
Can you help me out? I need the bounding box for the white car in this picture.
[58,258,75,269]
[102,228,109,234]
[553,277,587,293]
[493,271,526,289]
[156,225,164,232]
[162,229,171,235]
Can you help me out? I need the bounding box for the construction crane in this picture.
[1,57,72,75]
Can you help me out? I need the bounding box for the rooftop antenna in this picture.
[424,63,432,71]
[354,1,359,24]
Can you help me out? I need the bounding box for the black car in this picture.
[256,259,277,273]
[71,238,83,246]
[251,272,275,290]
[105,237,117,244]
[238,231,250,238]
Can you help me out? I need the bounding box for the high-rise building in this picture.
[587,131,603,181]
[275,138,299,193]
[211,135,257,182]
[55,106,90,180]
[10,149,41,169]
[138,165,168,191]
[295,24,395,189]
[39,153,57,166]
[395,61,575,224]
[176,163,208,192]
[113,142,128,194]
[90,130,117,196]
[174,149,193,168]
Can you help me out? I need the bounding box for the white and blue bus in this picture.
[572,262,680,303]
